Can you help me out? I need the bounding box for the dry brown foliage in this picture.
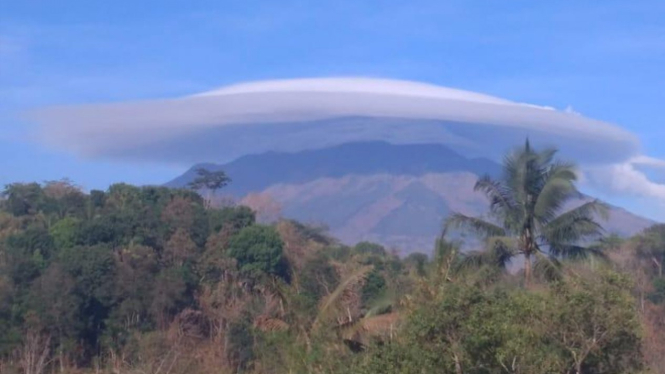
[43,179,82,199]
[642,303,665,371]
[17,329,51,374]
[164,228,197,266]
[161,196,195,231]
[241,193,282,224]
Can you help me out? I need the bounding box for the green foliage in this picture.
[547,272,643,373]
[57,245,116,358]
[300,253,340,312]
[50,217,80,249]
[353,271,642,374]
[648,278,665,304]
[24,263,80,353]
[228,225,288,280]
[2,183,46,216]
[635,224,665,277]
[404,252,428,276]
[326,245,353,261]
[226,312,256,372]
[188,167,231,192]
[89,189,106,209]
[149,267,190,326]
[361,268,387,305]
[5,226,55,285]
[208,205,255,233]
[0,168,657,373]
[107,245,160,339]
[354,241,387,256]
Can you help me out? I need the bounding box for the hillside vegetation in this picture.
[0,143,664,374]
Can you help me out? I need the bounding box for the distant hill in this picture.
[167,141,655,253]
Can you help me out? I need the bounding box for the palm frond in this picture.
[548,243,608,262]
[445,213,506,239]
[434,229,462,272]
[544,161,578,182]
[535,147,558,170]
[532,252,563,282]
[434,236,459,261]
[542,200,608,245]
[506,145,562,209]
[474,175,514,215]
[503,145,545,214]
[502,151,527,205]
[313,265,373,331]
[335,294,399,346]
[456,250,488,272]
[364,293,395,318]
[579,199,609,220]
[358,312,400,335]
[528,147,560,199]
[533,162,578,224]
[486,236,518,265]
[456,239,517,273]
[337,312,400,343]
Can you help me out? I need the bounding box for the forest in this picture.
[1,143,664,374]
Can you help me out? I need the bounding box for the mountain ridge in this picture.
[167,141,655,252]
[166,141,501,196]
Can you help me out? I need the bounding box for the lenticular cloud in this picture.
[31,77,638,165]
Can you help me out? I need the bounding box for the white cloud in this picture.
[30,77,638,164]
[630,155,665,169]
[587,162,665,202]
[26,77,665,211]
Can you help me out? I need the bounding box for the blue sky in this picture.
[1,1,664,218]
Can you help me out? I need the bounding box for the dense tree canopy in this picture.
[0,143,663,373]
[227,225,287,280]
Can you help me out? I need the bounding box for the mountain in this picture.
[165,141,500,195]
[167,141,655,253]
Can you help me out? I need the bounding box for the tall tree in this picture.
[187,168,231,202]
[446,140,606,284]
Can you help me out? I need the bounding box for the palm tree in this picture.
[445,140,607,284]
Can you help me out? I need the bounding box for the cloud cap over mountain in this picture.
[32,77,637,165]
[28,77,665,215]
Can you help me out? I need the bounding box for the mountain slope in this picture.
[167,142,655,253]
[166,141,500,196]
